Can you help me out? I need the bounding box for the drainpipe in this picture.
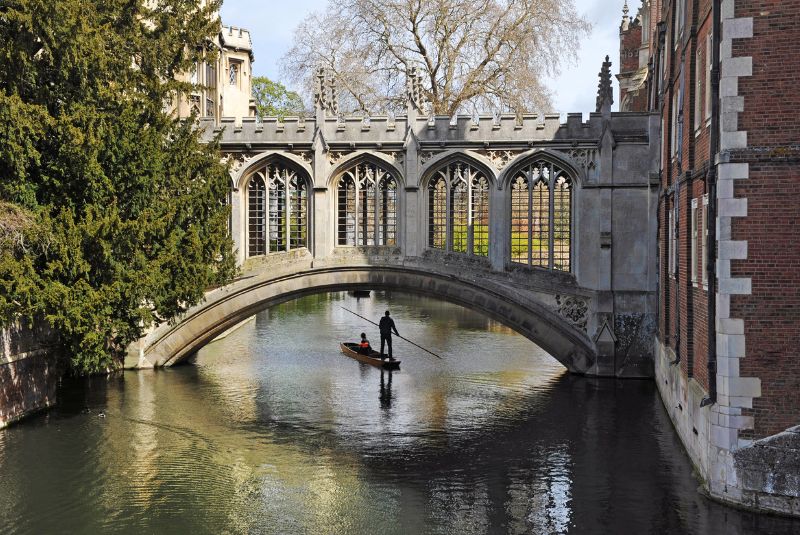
[700,0,721,408]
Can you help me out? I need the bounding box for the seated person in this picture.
[358,332,372,355]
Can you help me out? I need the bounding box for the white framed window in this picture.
[702,194,709,288]
[691,198,698,284]
[694,43,703,132]
[675,0,685,47]
[705,33,713,121]
[671,91,678,156]
[668,208,676,277]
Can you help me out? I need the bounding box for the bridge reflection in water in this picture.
[3,292,799,534]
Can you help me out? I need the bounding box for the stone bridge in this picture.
[126,68,660,377]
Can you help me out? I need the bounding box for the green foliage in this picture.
[0,0,236,374]
[251,76,305,119]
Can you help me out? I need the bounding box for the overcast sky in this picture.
[220,0,629,116]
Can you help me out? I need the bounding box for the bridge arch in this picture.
[126,262,596,374]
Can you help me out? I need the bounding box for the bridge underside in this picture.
[126,261,605,375]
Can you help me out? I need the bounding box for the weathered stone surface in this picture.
[734,426,800,502]
[127,257,605,375]
[0,320,60,428]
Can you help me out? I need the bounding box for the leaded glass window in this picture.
[428,177,447,249]
[229,63,239,86]
[508,160,572,272]
[289,174,307,249]
[336,162,399,247]
[427,161,491,256]
[247,174,266,257]
[337,175,356,246]
[379,175,397,246]
[246,161,309,257]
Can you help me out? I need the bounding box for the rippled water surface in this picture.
[1,292,799,534]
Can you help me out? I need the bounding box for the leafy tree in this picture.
[281,0,590,115]
[251,76,306,119]
[0,0,236,373]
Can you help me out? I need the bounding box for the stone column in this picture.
[230,184,246,266]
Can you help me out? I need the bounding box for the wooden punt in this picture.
[340,343,401,369]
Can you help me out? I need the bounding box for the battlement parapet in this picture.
[199,111,654,150]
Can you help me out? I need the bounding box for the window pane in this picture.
[553,174,571,271]
[289,174,307,249]
[358,167,376,246]
[429,176,447,249]
[337,175,356,246]
[532,174,549,267]
[379,176,397,246]
[511,174,530,264]
[451,176,468,254]
[472,175,489,257]
[247,174,266,257]
[268,166,286,252]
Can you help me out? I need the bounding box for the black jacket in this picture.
[379,316,399,335]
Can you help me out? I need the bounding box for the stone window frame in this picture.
[424,160,491,257]
[228,60,241,88]
[508,160,573,272]
[691,197,699,285]
[245,160,311,258]
[334,161,399,247]
[702,194,708,290]
[668,206,677,278]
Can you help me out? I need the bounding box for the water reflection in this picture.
[0,292,798,534]
[379,370,393,410]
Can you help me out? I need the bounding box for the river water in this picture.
[1,292,798,534]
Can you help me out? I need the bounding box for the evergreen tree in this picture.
[0,0,236,373]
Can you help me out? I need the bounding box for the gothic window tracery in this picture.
[336,161,398,246]
[246,161,309,257]
[426,161,490,257]
[509,160,572,271]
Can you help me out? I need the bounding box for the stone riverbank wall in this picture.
[0,319,60,428]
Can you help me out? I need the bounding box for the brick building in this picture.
[620,0,800,515]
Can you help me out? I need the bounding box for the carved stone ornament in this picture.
[291,151,313,165]
[382,151,404,166]
[555,294,588,332]
[419,151,440,166]
[481,150,523,170]
[560,148,598,171]
[406,66,427,113]
[314,67,340,116]
[222,152,257,175]
[328,151,350,166]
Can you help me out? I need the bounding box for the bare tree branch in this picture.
[280,0,590,115]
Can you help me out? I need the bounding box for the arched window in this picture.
[509,160,572,271]
[246,160,309,257]
[336,161,399,246]
[427,161,491,257]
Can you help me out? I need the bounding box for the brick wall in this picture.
[725,1,800,439]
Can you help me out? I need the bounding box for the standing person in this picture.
[379,310,399,360]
